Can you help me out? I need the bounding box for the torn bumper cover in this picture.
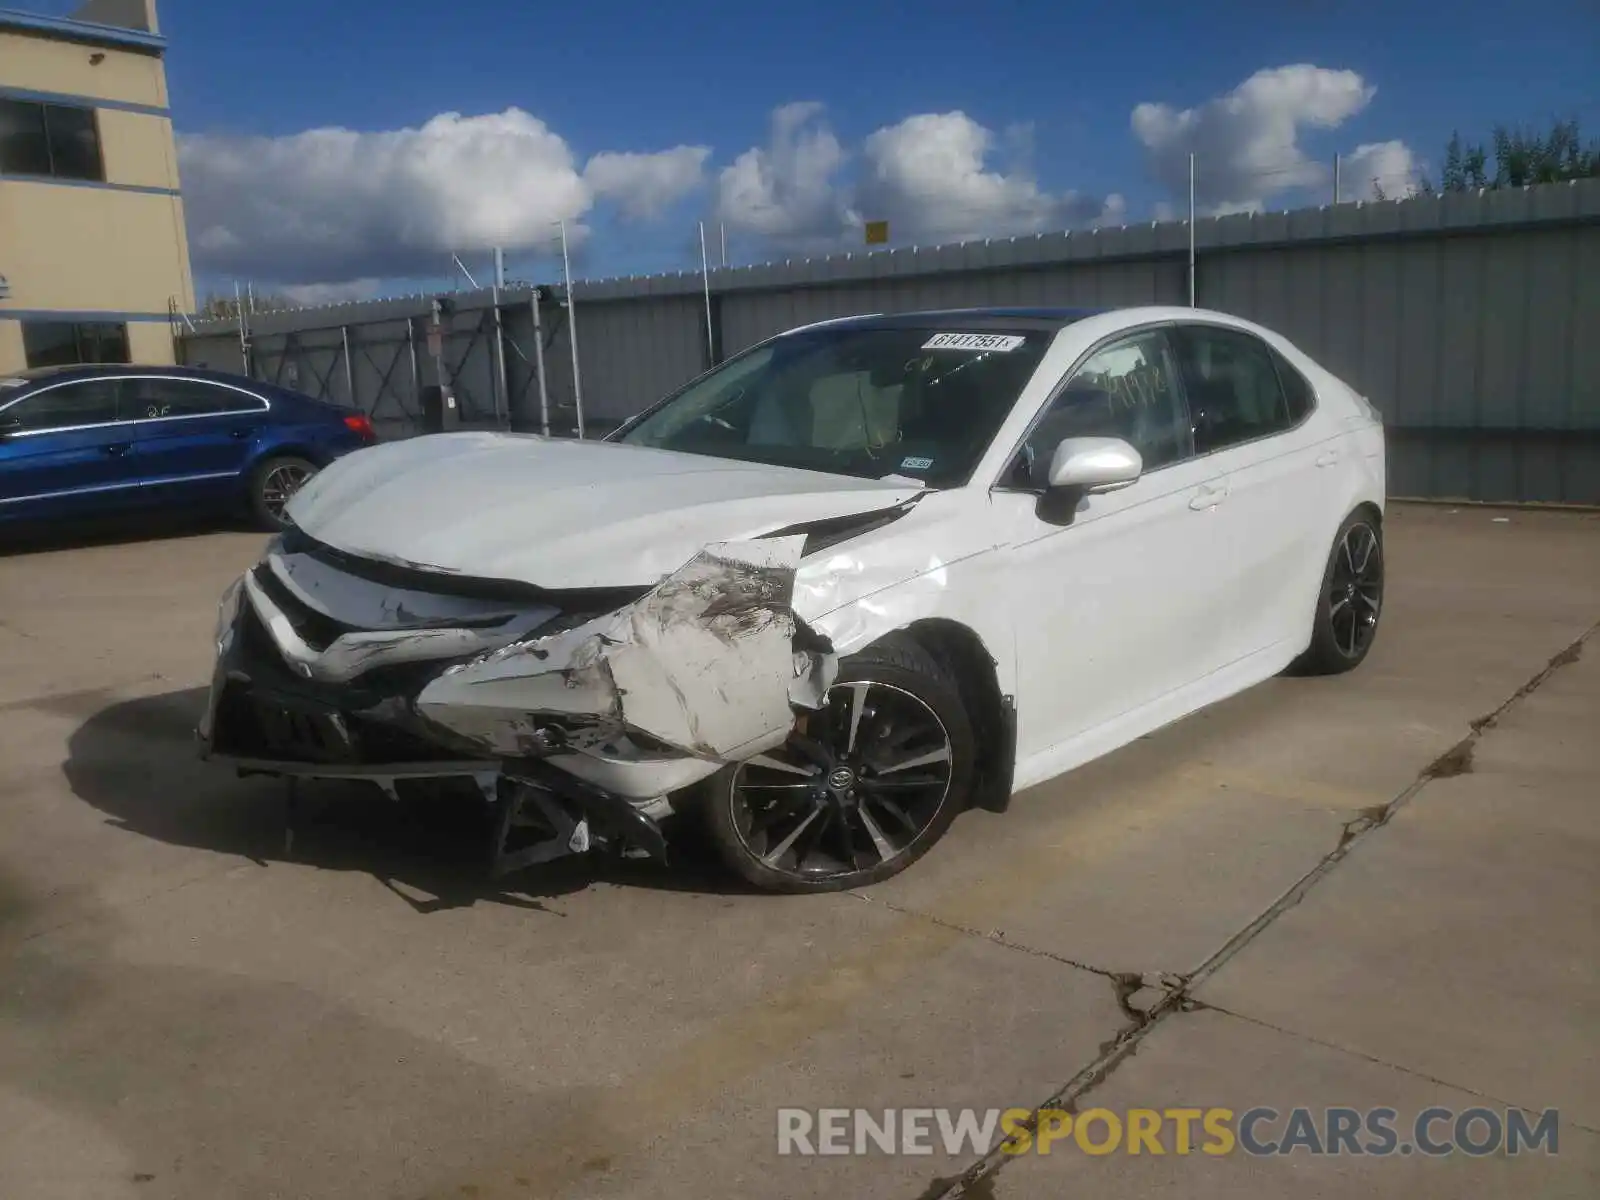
[413,536,833,759]
[198,533,836,857]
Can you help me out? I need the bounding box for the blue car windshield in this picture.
[613,326,1052,487]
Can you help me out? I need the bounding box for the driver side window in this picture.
[1014,330,1192,487]
[3,379,120,431]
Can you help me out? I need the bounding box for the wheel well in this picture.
[1353,500,1383,529]
[897,618,1016,814]
[254,445,323,469]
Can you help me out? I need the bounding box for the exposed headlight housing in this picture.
[214,575,245,654]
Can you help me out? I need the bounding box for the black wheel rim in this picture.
[1329,522,1383,658]
[728,681,954,882]
[262,463,313,518]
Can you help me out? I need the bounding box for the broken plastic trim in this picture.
[415,536,835,764]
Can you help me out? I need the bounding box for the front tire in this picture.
[702,633,976,893]
[1296,509,1385,675]
[248,455,318,531]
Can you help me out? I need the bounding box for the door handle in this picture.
[1188,482,1229,511]
[230,427,256,440]
[1315,449,1341,468]
[104,443,131,457]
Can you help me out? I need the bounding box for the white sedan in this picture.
[199,305,1386,892]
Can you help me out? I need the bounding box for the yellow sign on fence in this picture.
[864,220,889,245]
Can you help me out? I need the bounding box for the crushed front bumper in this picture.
[197,530,834,863]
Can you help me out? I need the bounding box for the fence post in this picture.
[491,246,510,430]
[340,325,355,407]
[559,221,586,439]
[530,287,551,438]
[1187,152,1197,308]
[234,280,251,376]
[406,316,420,417]
[699,221,715,366]
[429,298,451,417]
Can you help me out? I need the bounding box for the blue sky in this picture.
[40,0,1600,300]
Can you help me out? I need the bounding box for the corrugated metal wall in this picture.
[180,178,1600,503]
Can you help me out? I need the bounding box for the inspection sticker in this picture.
[921,332,1025,352]
[899,456,935,471]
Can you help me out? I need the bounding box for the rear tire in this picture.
[1296,509,1384,675]
[248,455,318,531]
[701,633,976,893]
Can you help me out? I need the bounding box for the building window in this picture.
[0,98,105,181]
[21,321,131,368]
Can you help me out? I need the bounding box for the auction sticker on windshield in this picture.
[922,333,1026,352]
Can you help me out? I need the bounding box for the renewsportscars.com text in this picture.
[776,1105,1561,1158]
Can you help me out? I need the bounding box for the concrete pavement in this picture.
[0,503,1596,1199]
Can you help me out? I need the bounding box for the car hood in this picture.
[285,431,925,589]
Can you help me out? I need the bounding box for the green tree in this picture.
[1419,118,1600,194]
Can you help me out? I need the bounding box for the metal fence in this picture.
[179,177,1600,504]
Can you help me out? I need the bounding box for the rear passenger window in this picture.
[122,378,263,419]
[1271,349,1316,424]
[1171,326,1292,454]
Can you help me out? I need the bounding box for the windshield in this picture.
[612,325,1051,487]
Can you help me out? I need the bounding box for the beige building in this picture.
[0,0,193,373]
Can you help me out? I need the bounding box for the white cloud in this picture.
[1132,65,1402,211]
[715,104,1121,252]
[858,111,1107,242]
[279,279,384,307]
[177,75,1423,295]
[584,146,710,219]
[713,102,858,247]
[179,108,703,285]
[1342,139,1422,200]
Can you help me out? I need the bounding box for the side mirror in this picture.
[1046,436,1143,495]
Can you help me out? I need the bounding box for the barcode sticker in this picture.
[921,332,1026,352]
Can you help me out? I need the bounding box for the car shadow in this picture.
[62,687,762,912]
[0,510,259,556]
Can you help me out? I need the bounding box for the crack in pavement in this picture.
[918,622,1595,1199]
[1186,999,1600,1133]
[849,896,1189,1054]
[0,615,39,641]
[850,893,1134,983]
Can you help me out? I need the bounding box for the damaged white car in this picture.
[199,305,1386,892]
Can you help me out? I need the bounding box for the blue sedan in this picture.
[0,365,376,531]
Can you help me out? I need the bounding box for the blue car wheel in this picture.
[249,454,318,530]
